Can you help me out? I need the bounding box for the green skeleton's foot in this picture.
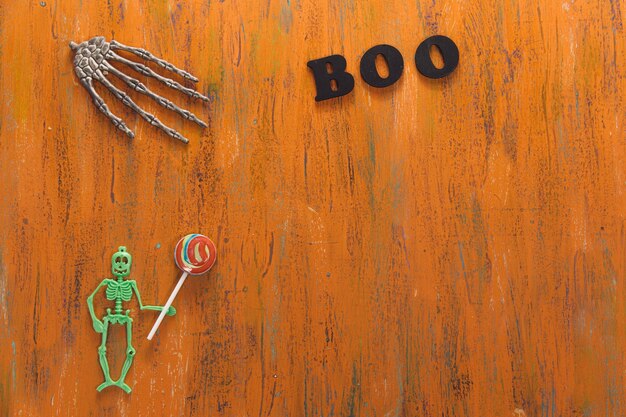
[96,379,132,393]
[117,382,132,393]
[96,380,115,392]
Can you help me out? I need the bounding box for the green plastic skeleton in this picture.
[87,246,175,393]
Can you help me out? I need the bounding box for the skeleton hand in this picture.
[69,36,209,144]
[166,306,176,316]
[92,319,105,333]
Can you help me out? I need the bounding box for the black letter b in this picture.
[307,55,355,101]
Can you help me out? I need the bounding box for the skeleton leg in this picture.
[80,78,135,139]
[96,317,114,392]
[107,51,210,102]
[110,40,199,82]
[103,62,207,127]
[115,314,135,394]
[95,71,189,143]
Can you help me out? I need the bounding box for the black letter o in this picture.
[360,44,404,88]
[415,35,459,79]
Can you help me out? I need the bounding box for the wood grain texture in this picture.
[0,0,625,416]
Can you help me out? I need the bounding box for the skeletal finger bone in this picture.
[69,36,208,144]
[95,69,189,143]
[103,62,208,127]
[80,77,135,138]
[110,40,199,82]
[107,52,210,102]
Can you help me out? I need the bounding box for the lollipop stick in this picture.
[147,271,188,340]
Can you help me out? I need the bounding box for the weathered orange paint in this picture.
[0,0,625,416]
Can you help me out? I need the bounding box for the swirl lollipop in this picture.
[147,234,217,340]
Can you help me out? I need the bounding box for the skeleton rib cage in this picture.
[105,280,133,302]
[70,36,209,144]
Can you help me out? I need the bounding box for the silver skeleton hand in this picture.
[70,36,208,144]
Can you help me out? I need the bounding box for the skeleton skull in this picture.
[69,36,209,143]
[111,246,132,277]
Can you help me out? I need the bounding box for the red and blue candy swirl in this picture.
[174,234,217,275]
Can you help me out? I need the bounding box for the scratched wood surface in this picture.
[1,0,625,416]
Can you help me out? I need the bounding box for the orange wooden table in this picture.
[0,1,625,416]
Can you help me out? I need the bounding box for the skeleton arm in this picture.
[130,281,176,316]
[87,279,110,333]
